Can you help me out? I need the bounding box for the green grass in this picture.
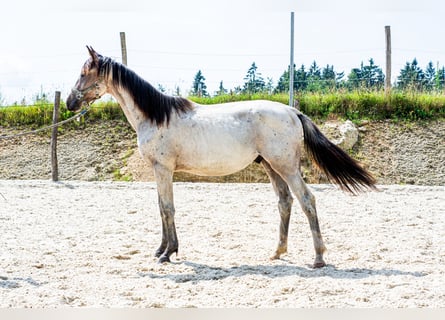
[1,91,444,127]
[189,92,289,105]
[191,91,445,120]
[0,100,126,127]
[295,91,445,120]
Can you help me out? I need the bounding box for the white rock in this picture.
[333,120,359,150]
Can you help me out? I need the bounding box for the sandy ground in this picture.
[0,180,444,307]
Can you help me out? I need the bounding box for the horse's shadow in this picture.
[139,260,427,284]
[0,276,43,289]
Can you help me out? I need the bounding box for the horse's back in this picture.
[193,99,291,115]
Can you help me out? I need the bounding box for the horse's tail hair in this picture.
[297,113,377,194]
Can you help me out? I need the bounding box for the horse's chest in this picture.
[136,129,169,159]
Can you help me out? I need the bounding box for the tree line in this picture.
[190,58,445,96]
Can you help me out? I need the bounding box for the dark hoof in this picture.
[313,261,326,269]
[155,248,164,258]
[158,255,171,264]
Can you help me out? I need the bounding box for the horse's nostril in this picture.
[66,95,79,111]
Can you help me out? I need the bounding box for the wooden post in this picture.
[385,26,391,94]
[120,32,128,66]
[51,91,60,182]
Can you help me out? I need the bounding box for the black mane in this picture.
[98,57,193,125]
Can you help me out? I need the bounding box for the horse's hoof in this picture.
[270,254,281,261]
[270,247,287,260]
[158,255,171,264]
[313,261,326,268]
[154,249,164,258]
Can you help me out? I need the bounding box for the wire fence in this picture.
[1,44,445,107]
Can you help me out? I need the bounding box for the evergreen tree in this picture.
[295,65,308,91]
[275,69,289,93]
[265,77,274,94]
[321,64,337,90]
[397,58,424,91]
[436,66,445,90]
[424,61,436,91]
[347,68,362,90]
[216,81,228,96]
[361,58,385,89]
[347,59,384,89]
[191,70,208,96]
[308,61,321,79]
[242,62,265,94]
[307,61,322,91]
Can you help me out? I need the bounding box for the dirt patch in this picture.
[0,181,443,307]
[0,119,444,185]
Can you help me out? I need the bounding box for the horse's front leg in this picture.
[154,194,168,258]
[153,164,178,263]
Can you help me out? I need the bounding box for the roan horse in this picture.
[67,47,376,268]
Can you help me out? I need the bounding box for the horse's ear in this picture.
[86,46,99,66]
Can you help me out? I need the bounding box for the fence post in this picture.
[51,91,60,182]
[385,25,391,94]
[289,12,295,107]
[120,32,128,66]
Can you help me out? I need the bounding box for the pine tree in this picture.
[295,65,307,91]
[424,61,436,91]
[321,64,337,90]
[397,58,424,91]
[307,61,322,91]
[242,62,265,94]
[191,70,208,96]
[347,68,362,90]
[347,59,384,89]
[265,78,274,94]
[436,66,445,90]
[275,69,289,93]
[216,81,228,96]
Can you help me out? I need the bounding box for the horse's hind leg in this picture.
[284,172,326,268]
[261,160,293,260]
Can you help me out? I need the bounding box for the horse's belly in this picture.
[175,134,257,176]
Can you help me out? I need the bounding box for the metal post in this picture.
[51,91,60,182]
[289,12,295,107]
[385,26,391,94]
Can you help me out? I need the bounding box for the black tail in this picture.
[297,113,377,194]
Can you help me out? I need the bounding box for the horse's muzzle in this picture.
[66,93,82,112]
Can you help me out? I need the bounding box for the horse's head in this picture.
[66,46,107,112]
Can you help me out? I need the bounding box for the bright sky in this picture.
[1,0,444,104]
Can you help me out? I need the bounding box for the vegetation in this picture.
[0,100,126,127]
[1,56,445,127]
[1,90,443,129]
[190,70,209,97]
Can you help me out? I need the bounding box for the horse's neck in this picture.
[109,86,147,132]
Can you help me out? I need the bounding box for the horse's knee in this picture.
[301,192,317,217]
[277,182,293,210]
[278,193,293,215]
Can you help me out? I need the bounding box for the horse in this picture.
[66,46,376,268]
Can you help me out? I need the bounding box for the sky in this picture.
[1,0,445,104]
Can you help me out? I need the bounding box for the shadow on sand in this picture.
[139,260,427,284]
